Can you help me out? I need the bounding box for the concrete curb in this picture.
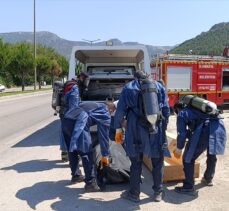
[0,90,52,102]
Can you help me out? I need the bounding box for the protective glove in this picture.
[173,148,182,159]
[101,156,110,167]
[115,129,123,144]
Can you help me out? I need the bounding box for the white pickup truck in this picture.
[68,45,151,100]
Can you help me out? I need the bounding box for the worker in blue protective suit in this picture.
[114,71,170,203]
[157,79,170,155]
[63,102,111,191]
[56,94,68,162]
[57,73,90,175]
[173,101,227,195]
[62,85,110,192]
[62,109,96,191]
[78,101,111,160]
[61,80,85,183]
[63,72,89,116]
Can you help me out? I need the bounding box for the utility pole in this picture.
[82,39,101,45]
[33,0,37,90]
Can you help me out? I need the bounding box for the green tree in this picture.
[75,60,83,76]
[58,55,69,82]
[36,55,52,89]
[1,41,69,88]
[50,59,61,86]
[0,39,5,71]
[7,43,34,91]
[0,39,6,84]
[36,45,68,84]
[0,40,13,86]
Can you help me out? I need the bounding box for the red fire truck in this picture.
[151,54,229,108]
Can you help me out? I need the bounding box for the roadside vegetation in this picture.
[0,38,69,91]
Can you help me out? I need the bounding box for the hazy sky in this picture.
[0,0,228,46]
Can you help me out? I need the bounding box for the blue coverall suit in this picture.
[177,107,227,189]
[59,131,67,152]
[61,85,91,183]
[78,101,111,158]
[114,79,170,196]
[62,98,111,184]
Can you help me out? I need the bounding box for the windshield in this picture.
[87,66,135,76]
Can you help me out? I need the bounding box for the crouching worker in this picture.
[173,96,227,195]
[62,109,93,189]
[54,73,90,179]
[62,101,111,192]
[114,71,170,203]
[61,79,84,182]
[78,101,111,167]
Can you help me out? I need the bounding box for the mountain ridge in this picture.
[170,22,229,55]
[0,31,172,59]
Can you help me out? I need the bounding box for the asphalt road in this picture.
[0,92,54,143]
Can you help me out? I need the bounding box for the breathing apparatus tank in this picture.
[140,78,160,133]
[182,95,218,115]
[52,81,64,115]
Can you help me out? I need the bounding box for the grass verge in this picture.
[0,88,52,97]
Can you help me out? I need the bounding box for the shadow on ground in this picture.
[15,165,200,211]
[16,180,142,211]
[1,159,68,173]
[13,120,60,148]
[141,166,199,205]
